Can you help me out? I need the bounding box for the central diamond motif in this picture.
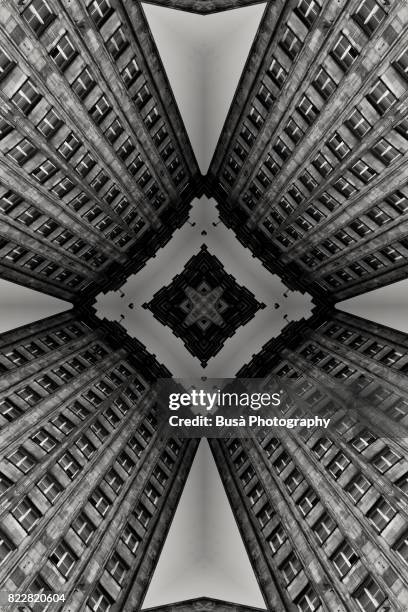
[144,245,265,367]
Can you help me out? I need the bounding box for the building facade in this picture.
[208,308,408,611]
[208,0,408,301]
[0,0,200,303]
[0,308,198,610]
[143,597,267,611]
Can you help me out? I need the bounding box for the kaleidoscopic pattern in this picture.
[144,246,265,366]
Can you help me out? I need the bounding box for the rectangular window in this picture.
[71,67,96,100]
[331,541,359,577]
[121,524,140,553]
[313,511,336,544]
[89,487,111,516]
[22,0,55,35]
[58,452,81,479]
[7,448,35,473]
[353,0,386,36]
[87,585,114,612]
[280,552,302,585]
[331,33,359,70]
[87,0,114,27]
[72,512,95,544]
[353,577,386,612]
[49,34,77,71]
[106,26,128,59]
[0,49,15,81]
[280,26,302,60]
[345,473,371,503]
[268,523,287,553]
[12,497,41,532]
[367,497,396,532]
[37,473,62,503]
[12,80,41,115]
[367,79,397,115]
[49,540,77,578]
[106,552,128,585]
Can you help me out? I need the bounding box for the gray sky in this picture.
[142,2,267,173]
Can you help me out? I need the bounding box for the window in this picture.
[268,57,286,88]
[331,541,359,577]
[297,487,318,516]
[351,159,377,183]
[274,451,291,473]
[87,0,114,27]
[0,49,15,81]
[87,585,114,612]
[312,152,333,177]
[268,523,287,553]
[37,473,62,503]
[327,132,350,159]
[285,118,304,144]
[313,511,336,544]
[331,33,359,70]
[297,95,319,125]
[106,26,128,59]
[295,0,320,27]
[353,577,386,612]
[12,79,41,115]
[22,0,55,35]
[58,133,81,159]
[351,430,377,452]
[106,552,128,585]
[7,448,35,473]
[346,107,372,138]
[90,488,111,516]
[0,471,13,494]
[58,452,80,479]
[372,138,401,165]
[121,524,140,553]
[7,139,37,165]
[294,584,321,611]
[280,552,301,585]
[280,26,302,60]
[328,453,350,479]
[367,497,396,532]
[367,79,397,115]
[313,66,336,100]
[71,511,95,545]
[394,531,408,564]
[285,468,304,493]
[49,540,77,578]
[248,482,263,504]
[257,503,274,528]
[104,468,123,494]
[122,58,141,88]
[36,108,62,139]
[12,497,41,532]
[135,503,151,528]
[71,66,95,100]
[0,529,15,564]
[372,447,400,473]
[89,96,111,124]
[32,159,57,183]
[345,473,371,503]
[49,34,77,71]
[312,437,333,459]
[76,435,96,459]
[353,0,386,36]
